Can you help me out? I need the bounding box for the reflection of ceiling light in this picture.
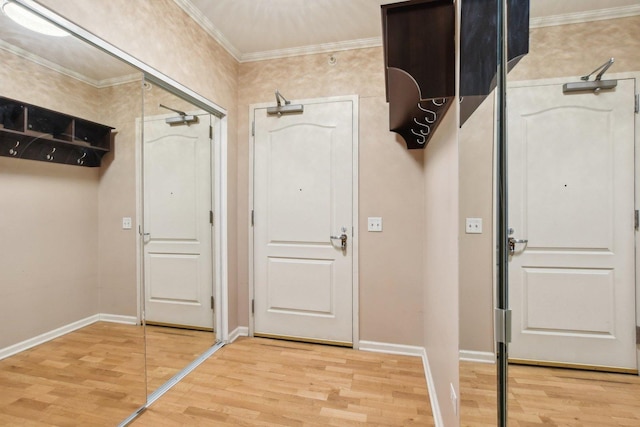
[1,0,69,37]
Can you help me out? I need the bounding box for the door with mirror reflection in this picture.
[0,4,147,424]
[459,1,640,425]
[0,2,221,424]
[140,80,218,395]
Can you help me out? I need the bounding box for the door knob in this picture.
[330,231,348,250]
[508,237,528,255]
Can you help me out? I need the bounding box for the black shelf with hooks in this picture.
[0,96,114,167]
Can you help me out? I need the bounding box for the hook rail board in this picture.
[0,96,114,167]
[381,0,455,149]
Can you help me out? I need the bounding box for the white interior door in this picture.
[252,97,356,345]
[508,79,636,370]
[143,113,214,330]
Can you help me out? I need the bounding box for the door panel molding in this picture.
[249,95,359,347]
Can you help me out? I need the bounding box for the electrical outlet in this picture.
[450,383,458,416]
[465,217,482,234]
[368,217,383,232]
[122,217,132,230]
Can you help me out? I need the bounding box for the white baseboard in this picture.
[0,313,139,360]
[228,326,249,343]
[359,341,444,427]
[99,313,138,325]
[459,349,495,364]
[421,348,445,427]
[358,340,424,357]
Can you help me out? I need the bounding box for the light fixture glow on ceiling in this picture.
[1,0,69,37]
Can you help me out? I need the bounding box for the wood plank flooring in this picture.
[132,337,434,426]
[144,326,216,393]
[460,360,640,426]
[0,322,146,426]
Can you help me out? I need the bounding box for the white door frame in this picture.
[248,95,360,348]
[136,109,229,341]
[493,72,639,369]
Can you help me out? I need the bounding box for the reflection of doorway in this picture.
[142,113,215,331]
[250,96,358,346]
[507,78,637,371]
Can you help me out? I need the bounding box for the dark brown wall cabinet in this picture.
[381,0,455,149]
[0,96,114,167]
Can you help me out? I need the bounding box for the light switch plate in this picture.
[122,217,132,230]
[368,217,382,232]
[465,217,482,234]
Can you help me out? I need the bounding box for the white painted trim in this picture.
[216,115,229,343]
[530,5,640,29]
[359,342,444,426]
[172,0,242,61]
[172,0,382,63]
[0,314,139,360]
[240,38,382,63]
[422,348,445,427]
[358,341,424,358]
[248,95,360,345]
[459,350,496,364]
[99,314,138,325]
[228,326,249,344]
[351,95,360,350]
[0,39,141,88]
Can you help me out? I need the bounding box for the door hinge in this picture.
[252,121,255,136]
[636,325,640,344]
[209,125,213,139]
[635,210,639,230]
[251,210,254,226]
[211,296,215,310]
[494,308,512,344]
[210,210,214,225]
[635,94,639,114]
[251,299,255,315]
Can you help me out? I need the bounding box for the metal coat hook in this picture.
[9,140,19,156]
[77,152,87,165]
[417,103,437,123]
[45,147,56,161]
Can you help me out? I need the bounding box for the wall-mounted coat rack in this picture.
[381,0,455,149]
[460,0,530,126]
[0,96,114,167]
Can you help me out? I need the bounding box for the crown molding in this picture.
[530,4,640,28]
[240,37,382,63]
[0,39,140,88]
[173,0,241,61]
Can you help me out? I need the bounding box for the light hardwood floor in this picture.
[144,325,216,393]
[460,360,640,426]
[133,337,434,426]
[0,322,146,426]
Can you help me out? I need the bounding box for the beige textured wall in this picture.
[423,110,460,426]
[39,0,240,330]
[97,79,142,316]
[459,15,640,353]
[238,48,426,345]
[0,52,102,347]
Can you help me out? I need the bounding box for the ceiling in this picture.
[180,0,640,62]
[0,0,639,83]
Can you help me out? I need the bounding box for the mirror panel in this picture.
[460,1,640,425]
[140,80,217,395]
[0,3,147,424]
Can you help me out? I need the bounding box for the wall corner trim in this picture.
[359,341,444,427]
[459,349,496,364]
[228,326,249,343]
[421,347,445,427]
